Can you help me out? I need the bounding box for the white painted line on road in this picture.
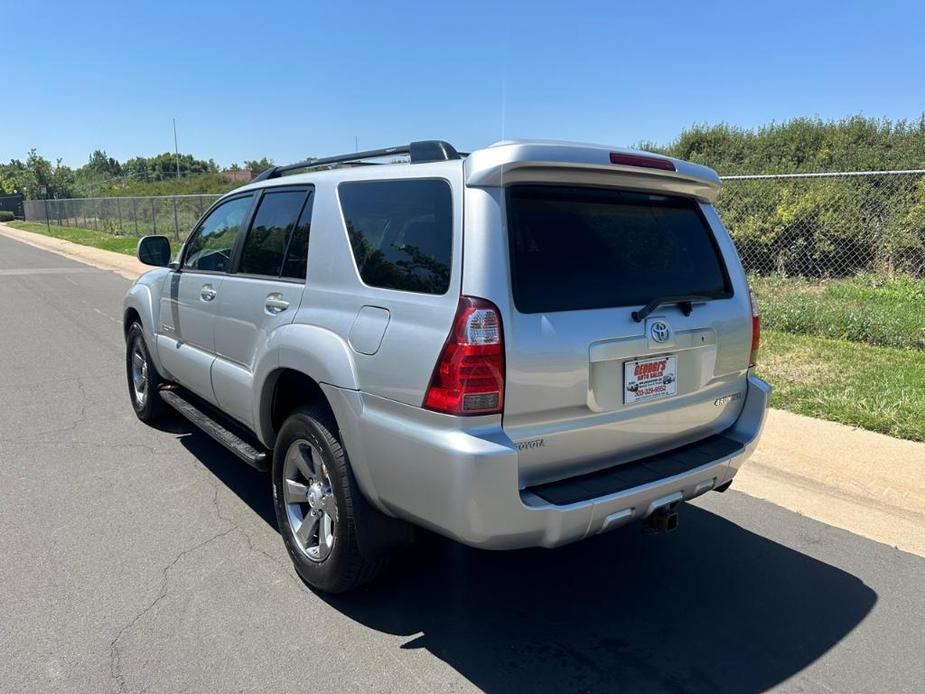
[0,267,100,276]
[93,307,122,324]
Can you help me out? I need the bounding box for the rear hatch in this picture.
[501,183,752,487]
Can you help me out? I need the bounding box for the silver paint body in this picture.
[124,140,769,549]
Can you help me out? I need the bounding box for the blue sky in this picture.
[5,0,925,168]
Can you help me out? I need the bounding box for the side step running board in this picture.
[160,388,269,471]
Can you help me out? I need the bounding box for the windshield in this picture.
[506,185,732,314]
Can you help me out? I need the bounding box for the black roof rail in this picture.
[252,140,461,182]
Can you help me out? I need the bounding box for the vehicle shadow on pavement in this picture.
[176,427,876,693]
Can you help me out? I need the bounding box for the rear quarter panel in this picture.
[288,163,466,408]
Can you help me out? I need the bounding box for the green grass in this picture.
[752,273,925,350]
[756,329,925,441]
[6,221,138,256]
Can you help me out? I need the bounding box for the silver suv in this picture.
[124,140,770,593]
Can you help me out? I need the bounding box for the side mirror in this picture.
[137,235,172,267]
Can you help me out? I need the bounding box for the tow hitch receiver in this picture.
[643,505,679,534]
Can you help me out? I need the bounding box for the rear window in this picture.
[506,186,732,313]
[338,179,452,295]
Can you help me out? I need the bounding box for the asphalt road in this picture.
[0,233,923,694]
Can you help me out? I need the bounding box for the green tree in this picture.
[648,115,925,276]
[651,115,925,175]
[244,157,274,174]
[0,149,75,199]
[85,149,122,177]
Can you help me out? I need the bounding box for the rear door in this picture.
[157,193,254,404]
[211,187,313,428]
[497,185,752,487]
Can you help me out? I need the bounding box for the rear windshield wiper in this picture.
[631,295,714,323]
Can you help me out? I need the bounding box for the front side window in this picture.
[506,186,732,313]
[239,190,309,277]
[338,179,452,294]
[183,195,253,272]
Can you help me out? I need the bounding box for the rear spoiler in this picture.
[464,141,722,203]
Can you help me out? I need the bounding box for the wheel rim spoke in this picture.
[320,493,338,523]
[294,446,315,481]
[295,513,319,546]
[317,515,331,556]
[284,479,309,505]
[307,447,325,481]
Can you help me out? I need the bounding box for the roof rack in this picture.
[252,140,461,182]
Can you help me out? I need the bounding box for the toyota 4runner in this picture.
[124,140,770,593]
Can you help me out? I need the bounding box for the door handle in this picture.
[265,293,290,315]
[200,284,217,302]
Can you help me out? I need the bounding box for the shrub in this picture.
[0,211,14,222]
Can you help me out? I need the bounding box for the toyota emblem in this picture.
[650,320,671,343]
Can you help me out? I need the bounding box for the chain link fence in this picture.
[23,194,221,241]
[20,170,925,278]
[719,170,925,278]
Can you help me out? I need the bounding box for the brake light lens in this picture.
[748,287,761,366]
[609,152,676,171]
[424,296,504,415]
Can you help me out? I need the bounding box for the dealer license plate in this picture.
[624,355,677,404]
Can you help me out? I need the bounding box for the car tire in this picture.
[125,322,169,422]
[272,405,387,594]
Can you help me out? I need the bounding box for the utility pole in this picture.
[173,118,181,179]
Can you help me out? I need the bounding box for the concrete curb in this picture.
[735,409,925,557]
[0,222,148,280]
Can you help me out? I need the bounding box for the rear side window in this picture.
[281,195,313,280]
[239,190,309,277]
[506,186,732,313]
[338,179,452,294]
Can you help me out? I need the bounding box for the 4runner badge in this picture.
[714,393,744,407]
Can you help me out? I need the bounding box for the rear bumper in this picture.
[326,373,771,550]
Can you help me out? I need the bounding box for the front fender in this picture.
[122,270,168,373]
[252,322,360,446]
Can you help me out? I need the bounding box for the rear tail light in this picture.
[423,296,504,416]
[609,152,676,171]
[748,287,761,366]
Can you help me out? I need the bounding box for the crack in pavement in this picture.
[107,525,237,693]
[107,477,311,693]
[0,371,112,393]
[203,472,310,594]
[0,376,92,444]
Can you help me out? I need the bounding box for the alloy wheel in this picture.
[282,439,337,562]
